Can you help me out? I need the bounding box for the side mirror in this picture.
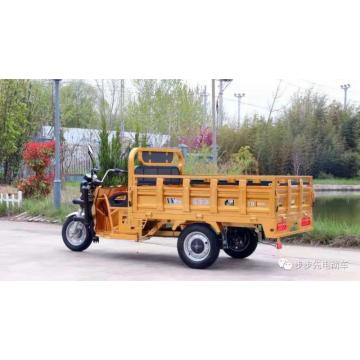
[88,145,96,167]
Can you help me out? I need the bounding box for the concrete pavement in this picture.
[1,219,359,280]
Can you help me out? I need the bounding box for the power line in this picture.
[223,97,269,110]
[280,79,308,91]
[300,79,340,92]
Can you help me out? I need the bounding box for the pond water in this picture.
[314,191,360,224]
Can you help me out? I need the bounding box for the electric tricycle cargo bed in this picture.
[62,147,314,269]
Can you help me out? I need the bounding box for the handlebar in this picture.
[101,168,127,183]
[113,168,128,174]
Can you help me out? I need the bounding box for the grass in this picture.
[64,181,80,188]
[314,177,360,185]
[0,202,22,217]
[285,218,360,247]
[0,183,78,223]
[22,197,77,223]
[21,183,79,222]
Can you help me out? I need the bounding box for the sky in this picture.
[186,78,360,126]
[2,0,359,127]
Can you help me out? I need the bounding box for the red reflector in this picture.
[277,222,287,231]
[301,216,311,226]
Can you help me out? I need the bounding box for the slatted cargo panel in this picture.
[132,175,313,220]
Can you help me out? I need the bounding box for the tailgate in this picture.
[272,177,314,238]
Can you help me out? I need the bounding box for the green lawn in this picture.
[285,218,360,247]
[23,182,79,222]
[22,196,77,223]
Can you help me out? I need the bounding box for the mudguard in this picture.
[65,211,81,219]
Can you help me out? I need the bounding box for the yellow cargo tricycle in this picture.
[62,146,314,268]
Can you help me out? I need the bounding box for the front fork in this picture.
[72,185,98,242]
[81,186,92,226]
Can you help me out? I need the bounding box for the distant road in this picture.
[1,220,359,280]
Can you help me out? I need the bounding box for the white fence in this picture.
[0,191,23,208]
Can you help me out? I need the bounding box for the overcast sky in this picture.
[186,78,360,126]
[2,0,359,128]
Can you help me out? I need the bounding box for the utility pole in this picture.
[120,79,125,143]
[234,93,245,128]
[218,80,224,127]
[217,79,233,127]
[53,79,61,209]
[340,84,351,110]
[211,80,217,164]
[201,86,208,115]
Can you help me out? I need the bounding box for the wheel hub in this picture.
[66,220,87,246]
[184,232,211,262]
[190,238,205,254]
[229,230,250,251]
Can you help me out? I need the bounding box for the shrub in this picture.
[98,121,146,186]
[226,146,258,175]
[18,141,55,198]
[22,141,55,173]
[184,146,218,175]
[18,174,54,198]
[179,127,212,150]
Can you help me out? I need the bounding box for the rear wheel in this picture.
[62,215,92,252]
[177,224,220,269]
[223,228,258,259]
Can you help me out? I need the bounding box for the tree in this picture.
[218,89,360,178]
[95,79,123,130]
[126,80,205,144]
[98,118,133,186]
[98,118,111,179]
[0,79,55,183]
[0,80,31,182]
[61,80,99,128]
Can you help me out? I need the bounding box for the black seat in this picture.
[108,192,128,207]
[135,166,182,186]
[190,179,207,185]
[218,180,240,185]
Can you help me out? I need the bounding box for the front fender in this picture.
[65,211,80,219]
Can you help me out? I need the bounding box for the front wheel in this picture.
[223,228,258,259]
[177,224,220,269]
[62,215,92,252]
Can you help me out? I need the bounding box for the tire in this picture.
[177,224,220,269]
[62,215,92,252]
[223,228,258,259]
